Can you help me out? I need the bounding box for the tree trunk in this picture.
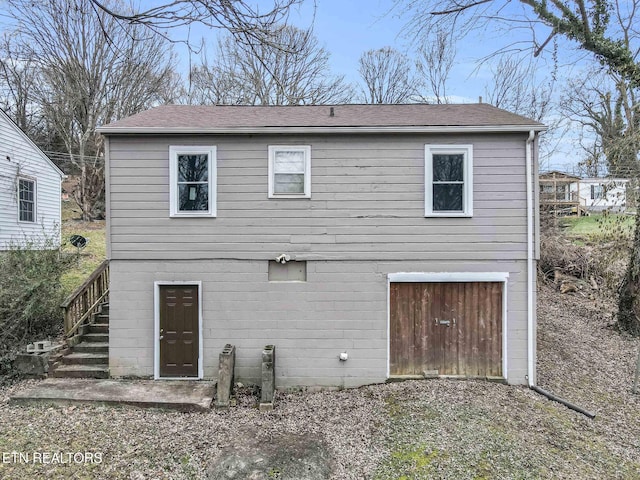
[618,206,640,336]
[76,160,92,222]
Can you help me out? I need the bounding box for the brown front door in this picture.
[390,282,503,378]
[159,285,199,378]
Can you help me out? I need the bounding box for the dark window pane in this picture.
[274,173,305,194]
[433,154,464,182]
[18,180,35,221]
[178,184,209,211]
[20,200,34,222]
[19,179,34,201]
[433,184,463,211]
[178,154,208,182]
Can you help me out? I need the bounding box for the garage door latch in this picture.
[436,319,455,326]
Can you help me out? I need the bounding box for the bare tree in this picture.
[190,26,352,106]
[5,0,178,220]
[395,0,640,85]
[358,47,418,104]
[562,72,640,179]
[0,35,43,137]
[88,0,302,49]
[484,54,558,166]
[415,30,456,104]
[484,55,553,122]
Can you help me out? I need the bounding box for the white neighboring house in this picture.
[0,109,64,249]
[571,178,630,213]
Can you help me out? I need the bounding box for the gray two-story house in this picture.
[99,103,544,388]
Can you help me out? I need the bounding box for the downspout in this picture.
[526,130,535,387]
[525,130,596,419]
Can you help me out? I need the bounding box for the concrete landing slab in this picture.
[10,378,215,412]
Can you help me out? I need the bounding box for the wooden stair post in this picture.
[50,261,110,379]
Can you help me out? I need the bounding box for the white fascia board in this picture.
[98,125,547,135]
[388,272,510,283]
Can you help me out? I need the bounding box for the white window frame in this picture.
[268,145,311,198]
[169,145,217,217]
[17,176,36,223]
[591,184,605,200]
[425,144,473,217]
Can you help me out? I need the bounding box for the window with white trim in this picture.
[268,145,311,198]
[169,146,216,217]
[425,145,473,217]
[18,177,36,222]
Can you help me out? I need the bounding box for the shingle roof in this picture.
[98,103,545,134]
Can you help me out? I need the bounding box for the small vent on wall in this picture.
[268,260,307,282]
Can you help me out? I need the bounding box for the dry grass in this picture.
[539,223,629,291]
[60,201,107,296]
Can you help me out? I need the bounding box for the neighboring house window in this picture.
[18,177,36,222]
[425,145,473,217]
[169,146,216,217]
[268,145,311,198]
[591,185,604,200]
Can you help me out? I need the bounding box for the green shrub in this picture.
[0,233,74,381]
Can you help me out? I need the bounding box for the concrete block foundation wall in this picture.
[108,258,530,388]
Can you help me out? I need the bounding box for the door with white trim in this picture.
[390,282,503,377]
[158,285,199,377]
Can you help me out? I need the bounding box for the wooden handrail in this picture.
[61,260,109,338]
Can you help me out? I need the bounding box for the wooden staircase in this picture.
[49,260,110,379]
[50,303,109,379]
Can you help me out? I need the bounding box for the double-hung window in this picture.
[169,146,217,217]
[268,145,311,198]
[18,177,36,223]
[425,145,473,217]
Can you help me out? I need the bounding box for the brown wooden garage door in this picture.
[390,282,503,378]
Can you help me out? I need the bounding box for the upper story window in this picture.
[18,177,36,223]
[268,145,311,198]
[425,145,473,217]
[169,146,217,217]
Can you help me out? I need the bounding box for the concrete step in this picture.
[94,314,109,324]
[10,379,215,412]
[82,333,109,343]
[89,323,109,334]
[62,353,109,366]
[49,365,109,379]
[73,342,108,354]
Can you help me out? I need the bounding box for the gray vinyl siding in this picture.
[107,133,529,262]
[0,114,62,249]
[109,258,530,386]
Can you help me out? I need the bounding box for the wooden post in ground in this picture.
[633,348,640,394]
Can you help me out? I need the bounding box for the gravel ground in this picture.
[0,283,639,479]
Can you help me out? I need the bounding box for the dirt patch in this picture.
[207,429,331,480]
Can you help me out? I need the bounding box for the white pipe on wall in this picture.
[526,130,535,387]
